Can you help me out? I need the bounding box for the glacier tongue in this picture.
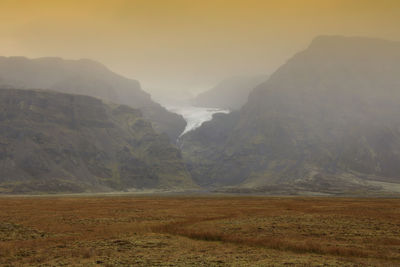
[166,106,230,137]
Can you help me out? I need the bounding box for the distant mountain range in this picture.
[0,57,186,141]
[192,75,268,110]
[2,36,400,195]
[0,88,195,193]
[181,36,400,195]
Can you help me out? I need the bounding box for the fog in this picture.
[2,0,400,215]
[1,0,400,99]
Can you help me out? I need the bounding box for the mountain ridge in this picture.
[192,75,268,110]
[181,36,400,195]
[0,56,186,141]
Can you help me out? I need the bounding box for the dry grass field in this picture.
[0,196,400,266]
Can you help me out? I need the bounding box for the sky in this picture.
[1,0,400,97]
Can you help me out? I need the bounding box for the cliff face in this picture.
[181,36,400,194]
[0,57,186,141]
[0,88,195,194]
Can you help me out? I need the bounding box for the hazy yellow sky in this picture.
[1,0,400,95]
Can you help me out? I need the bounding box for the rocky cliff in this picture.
[0,88,195,193]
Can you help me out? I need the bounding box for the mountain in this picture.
[181,36,400,195]
[192,75,268,110]
[0,88,195,194]
[0,56,186,141]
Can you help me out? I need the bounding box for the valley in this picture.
[2,36,400,196]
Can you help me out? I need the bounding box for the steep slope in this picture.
[0,57,186,141]
[192,75,268,110]
[0,88,195,194]
[181,36,400,195]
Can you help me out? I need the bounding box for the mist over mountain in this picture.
[0,88,195,193]
[1,36,400,195]
[181,36,400,195]
[192,75,268,110]
[0,57,186,141]
[2,2,400,265]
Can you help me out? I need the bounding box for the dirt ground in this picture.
[0,196,399,266]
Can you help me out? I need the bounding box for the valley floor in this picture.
[0,196,399,266]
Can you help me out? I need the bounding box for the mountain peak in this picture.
[182,35,400,194]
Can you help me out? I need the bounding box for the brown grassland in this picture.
[0,196,400,266]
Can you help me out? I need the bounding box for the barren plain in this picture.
[0,196,399,266]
